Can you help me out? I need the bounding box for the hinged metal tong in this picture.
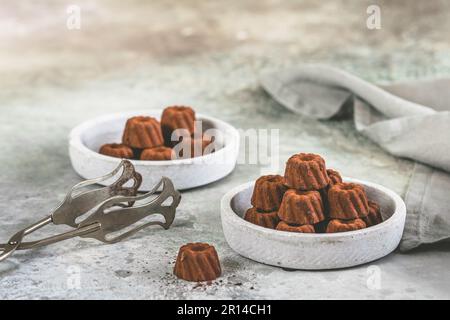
[0,160,181,262]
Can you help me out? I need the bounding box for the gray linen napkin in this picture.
[260,65,450,252]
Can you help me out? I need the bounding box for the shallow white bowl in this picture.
[221,178,406,270]
[69,110,240,190]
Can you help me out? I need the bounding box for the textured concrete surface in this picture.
[1,0,450,299]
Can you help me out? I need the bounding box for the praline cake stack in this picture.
[245,153,383,233]
[99,106,214,161]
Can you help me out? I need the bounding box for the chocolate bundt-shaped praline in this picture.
[161,106,196,145]
[326,219,366,233]
[99,143,134,159]
[276,221,315,233]
[140,146,174,161]
[327,169,343,186]
[363,201,383,227]
[251,175,287,212]
[277,189,325,225]
[328,183,369,219]
[244,207,279,229]
[284,153,330,190]
[122,116,164,149]
[174,243,221,282]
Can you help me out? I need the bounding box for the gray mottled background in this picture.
[0,0,449,299]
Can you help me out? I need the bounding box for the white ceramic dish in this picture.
[69,110,240,190]
[221,178,406,270]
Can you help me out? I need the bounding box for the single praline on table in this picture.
[173,243,222,282]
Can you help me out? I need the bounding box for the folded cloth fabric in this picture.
[261,65,450,251]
